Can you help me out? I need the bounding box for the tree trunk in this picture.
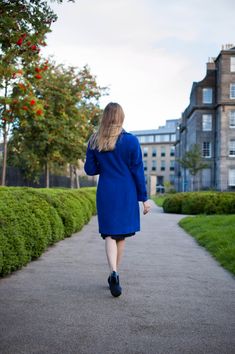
[70,164,74,189]
[45,161,50,188]
[74,167,80,189]
[197,174,200,191]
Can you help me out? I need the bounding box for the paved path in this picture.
[0,201,235,354]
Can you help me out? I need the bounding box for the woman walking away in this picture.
[84,102,150,297]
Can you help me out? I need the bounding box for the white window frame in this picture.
[229,140,235,157]
[152,147,157,157]
[161,146,166,156]
[143,147,148,157]
[228,169,235,186]
[143,160,148,170]
[171,134,176,142]
[152,160,156,170]
[202,114,212,131]
[231,57,235,72]
[161,160,166,170]
[170,146,175,156]
[230,84,235,99]
[229,110,235,128]
[202,142,211,158]
[202,88,213,104]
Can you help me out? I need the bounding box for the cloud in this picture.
[45,0,235,130]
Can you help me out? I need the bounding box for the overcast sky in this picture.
[45,0,235,131]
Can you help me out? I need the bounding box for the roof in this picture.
[131,119,180,136]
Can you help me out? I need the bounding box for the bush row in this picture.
[162,192,235,215]
[0,187,96,277]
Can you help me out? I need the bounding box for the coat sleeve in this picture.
[84,145,100,176]
[129,136,148,202]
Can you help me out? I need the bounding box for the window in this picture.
[202,88,213,104]
[202,142,211,158]
[137,135,154,143]
[152,147,157,157]
[229,169,235,186]
[171,134,176,142]
[170,160,175,171]
[202,114,212,131]
[161,146,166,157]
[229,140,235,156]
[145,135,154,143]
[161,160,165,171]
[152,160,156,171]
[137,136,145,143]
[143,160,147,171]
[230,84,235,99]
[170,146,175,156]
[231,57,235,72]
[155,134,170,142]
[143,147,148,157]
[229,110,235,128]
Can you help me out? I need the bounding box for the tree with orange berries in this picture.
[0,0,75,185]
[8,60,106,187]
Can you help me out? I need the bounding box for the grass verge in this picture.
[179,214,235,276]
[151,195,166,207]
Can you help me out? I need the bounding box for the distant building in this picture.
[175,44,235,191]
[131,119,179,195]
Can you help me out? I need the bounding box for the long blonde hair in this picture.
[89,102,125,151]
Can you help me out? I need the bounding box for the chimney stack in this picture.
[206,57,215,71]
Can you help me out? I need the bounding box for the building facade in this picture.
[175,44,235,192]
[131,119,179,195]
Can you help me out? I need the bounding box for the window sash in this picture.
[202,88,213,104]
[229,169,235,186]
[202,142,211,157]
[229,140,235,156]
[229,110,235,127]
[231,57,235,72]
[152,148,157,156]
[202,114,212,131]
[230,84,235,99]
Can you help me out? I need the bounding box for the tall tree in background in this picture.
[0,0,75,185]
[177,144,208,191]
[8,60,106,187]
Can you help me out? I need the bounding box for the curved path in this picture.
[0,201,234,354]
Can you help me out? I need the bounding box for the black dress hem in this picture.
[101,232,136,240]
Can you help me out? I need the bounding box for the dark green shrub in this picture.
[163,191,235,215]
[0,187,97,277]
[162,193,187,213]
[181,193,213,214]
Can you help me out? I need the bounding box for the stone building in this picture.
[131,119,179,195]
[175,44,235,191]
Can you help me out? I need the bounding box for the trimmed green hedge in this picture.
[0,187,96,277]
[162,192,235,215]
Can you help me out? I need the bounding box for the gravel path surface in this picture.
[0,200,235,354]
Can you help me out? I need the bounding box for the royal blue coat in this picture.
[84,130,148,235]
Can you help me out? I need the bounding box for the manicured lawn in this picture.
[151,195,166,207]
[179,215,235,276]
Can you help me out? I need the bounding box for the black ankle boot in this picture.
[109,271,122,297]
[108,273,119,286]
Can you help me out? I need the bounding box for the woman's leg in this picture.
[116,239,125,269]
[105,237,118,273]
